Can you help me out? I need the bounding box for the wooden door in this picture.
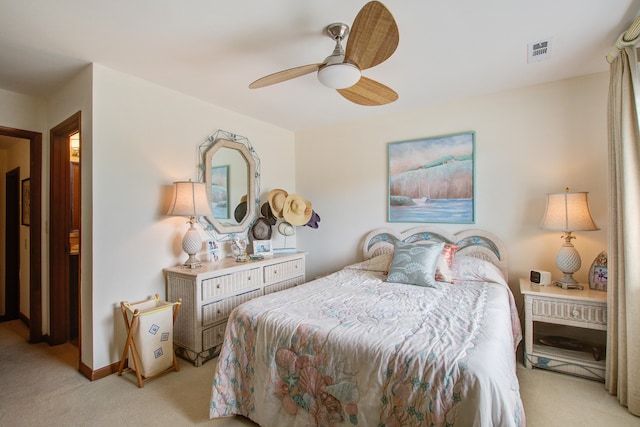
[4,168,20,320]
[49,112,80,346]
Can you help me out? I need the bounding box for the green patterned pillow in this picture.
[386,241,444,287]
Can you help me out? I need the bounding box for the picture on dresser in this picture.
[388,131,475,224]
[589,251,608,291]
[253,240,272,256]
[207,239,220,262]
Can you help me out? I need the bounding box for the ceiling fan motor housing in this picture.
[317,63,361,89]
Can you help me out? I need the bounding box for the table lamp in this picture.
[167,180,213,268]
[540,188,599,289]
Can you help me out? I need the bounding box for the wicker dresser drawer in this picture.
[532,297,607,326]
[201,268,261,301]
[202,289,261,327]
[264,258,304,285]
[264,276,304,295]
[202,323,227,350]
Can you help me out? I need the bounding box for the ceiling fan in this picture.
[249,1,399,106]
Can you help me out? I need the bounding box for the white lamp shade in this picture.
[540,191,599,232]
[317,63,361,89]
[167,181,212,218]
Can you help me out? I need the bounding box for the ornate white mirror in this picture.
[199,130,260,234]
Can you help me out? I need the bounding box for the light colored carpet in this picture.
[0,320,638,426]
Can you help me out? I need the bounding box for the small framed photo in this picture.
[252,240,272,256]
[589,251,608,291]
[206,239,220,262]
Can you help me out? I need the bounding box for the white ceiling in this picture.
[0,0,638,132]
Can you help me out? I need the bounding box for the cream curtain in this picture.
[606,25,640,416]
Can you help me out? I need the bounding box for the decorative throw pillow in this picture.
[435,244,461,283]
[386,241,444,287]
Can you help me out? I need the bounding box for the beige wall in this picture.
[295,72,609,311]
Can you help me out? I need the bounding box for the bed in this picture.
[209,227,525,426]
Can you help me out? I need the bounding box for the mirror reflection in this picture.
[208,148,247,223]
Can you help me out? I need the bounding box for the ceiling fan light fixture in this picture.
[317,63,361,89]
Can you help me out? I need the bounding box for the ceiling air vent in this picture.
[528,38,552,63]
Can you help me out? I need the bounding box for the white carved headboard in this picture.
[362,226,509,281]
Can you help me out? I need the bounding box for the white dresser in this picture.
[164,252,306,366]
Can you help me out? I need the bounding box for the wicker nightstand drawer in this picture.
[532,298,607,326]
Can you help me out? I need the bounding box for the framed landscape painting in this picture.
[388,131,475,223]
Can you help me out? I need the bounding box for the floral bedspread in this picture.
[210,259,525,426]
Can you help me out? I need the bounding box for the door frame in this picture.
[0,126,42,343]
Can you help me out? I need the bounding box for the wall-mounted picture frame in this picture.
[210,165,229,219]
[589,251,608,291]
[388,131,475,223]
[252,240,272,256]
[21,178,30,226]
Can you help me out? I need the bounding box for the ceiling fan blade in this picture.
[337,76,398,106]
[344,1,399,71]
[249,63,323,89]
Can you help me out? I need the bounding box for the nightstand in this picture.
[519,278,607,381]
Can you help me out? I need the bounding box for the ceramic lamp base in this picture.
[181,222,203,269]
[554,235,582,290]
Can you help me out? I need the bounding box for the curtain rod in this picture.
[607,15,640,63]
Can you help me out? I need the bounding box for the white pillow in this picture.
[345,253,393,272]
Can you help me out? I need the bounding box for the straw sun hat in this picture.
[267,189,288,218]
[283,194,313,226]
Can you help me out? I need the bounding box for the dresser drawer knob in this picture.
[572,309,580,317]
[216,284,220,289]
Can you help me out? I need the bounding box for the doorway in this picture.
[0,126,42,343]
[49,112,81,352]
